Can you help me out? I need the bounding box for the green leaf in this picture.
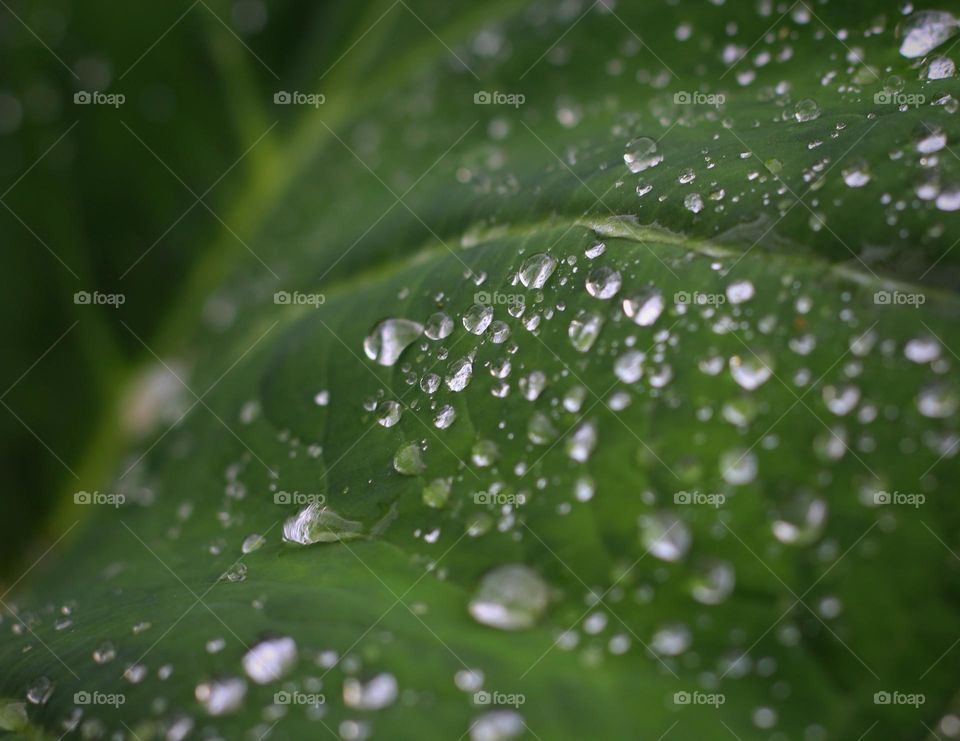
[4,2,960,740]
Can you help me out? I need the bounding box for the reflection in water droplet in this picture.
[566,421,598,462]
[446,358,474,392]
[651,623,692,656]
[423,478,452,508]
[793,99,821,122]
[469,564,548,630]
[25,676,54,705]
[242,533,266,554]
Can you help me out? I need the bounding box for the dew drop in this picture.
[463,304,494,335]
[243,636,297,684]
[468,564,548,630]
[283,503,364,545]
[622,288,664,326]
[364,319,424,367]
[425,312,454,340]
[624,137,663,173]
[898,10,959,58]
[568,310,604,352]
[195,677,247,716]
[518,253,557,289]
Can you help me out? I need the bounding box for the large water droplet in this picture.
[793,99,821,123]
[566,420,598,462]
[463,304,494,335]
[283,503,364,545]
[425,312,454,340]
[772,494,828,545]
[898,10,959,58]
[624,137,663,173]
[364,319,424,367]
[470,710,525,741]
[518,253,557,289]
[690,560,736,605]
[917,383,959,418]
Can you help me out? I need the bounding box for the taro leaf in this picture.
[3,1,960,740]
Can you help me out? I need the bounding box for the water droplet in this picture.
[472,440,500,467]
[585,266,622,299]
[905,336,941,363]
[614,350,645,383]
[0,699,27,732]
[195,677,247,716]
[92,640,116,664]
[841,161,872,188]
[423,478,452,508]
[822,384,861,416]
[566,420,598,462]
[720,448,758,485]
[283,503,364,544]
[568,309,604,352]
[622,288,664,326]
[425,312,454,340]
[690,560,736,605]
[528,411,558,445]
[243,636,297,684]
[651,623,692,656]
[25,676,54,705]
[343,673,398,710]
[377,401,403,428]
[624,137,663,173]
[726,280,755,305]
[772,494,828,545]
[729,353,773,390]
[420,373,441,394]
[488,321,511,343]
[519,370,547,401]
[793,99,821,122]
[639,512,691,562]
[924,55,957,79]
[434,404,457,429]
[242,533,266,554]
[917,382,959,418]
[469,564,548,630]
[684,192,704,214]
[470,710,525,741]
[446,357,474,392]
[463,304,494,335]
[394,442,426,475]
[518,253,557,289]
[898,10,958,58]
[585,241,606,259]
[364,319,424,367]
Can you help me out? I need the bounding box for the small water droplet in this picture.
[568,309,604,352]
[622,288,664,326]
[793,99,821,122]
[624,137,663,173]
[343,673,399,710]
[639,512,691,562]
[377,401,403,428]
[394,442,426,475]
[463,304,494,335]
[425,312,454,340]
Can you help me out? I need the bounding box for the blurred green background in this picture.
[0,0,381,573]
